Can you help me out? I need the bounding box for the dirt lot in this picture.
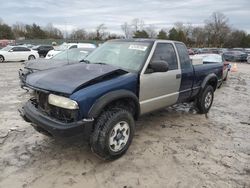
[0,62,250,188]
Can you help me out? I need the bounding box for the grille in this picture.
[31,91,79,123]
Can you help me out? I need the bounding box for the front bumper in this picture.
[20,101,93,137]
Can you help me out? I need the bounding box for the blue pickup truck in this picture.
[21,39,223,159]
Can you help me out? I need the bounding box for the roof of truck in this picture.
[109,38,184,44]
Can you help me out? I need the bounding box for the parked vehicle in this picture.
[45,43,96,59]
[18,44,35,49]
[0,39,16,48]
[190,54,230,82]
[244,48,250,56]
[223,51,248,62]
[20,39,223,160]
[188,48,195,55]
[19,48,94,88]
[32,45,54,57]
[0,46,39,63]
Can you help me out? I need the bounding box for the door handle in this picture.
[176,74,181,79]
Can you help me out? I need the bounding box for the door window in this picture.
[12,47,30,52]
[69,45,77,49]
[150,43,178,71]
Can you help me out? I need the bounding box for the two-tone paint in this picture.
[23,39,223,129]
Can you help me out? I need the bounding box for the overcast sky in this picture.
[1,0,250,34]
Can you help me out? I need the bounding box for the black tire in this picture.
[196,85,214,114]
[223,71,228,81]
[90,108,135,160]
[28,55,36,60]
[0,55,4,63]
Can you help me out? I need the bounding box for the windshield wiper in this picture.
[80,59,91,64]
[91,62,107,65]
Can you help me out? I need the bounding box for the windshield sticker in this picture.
[128,45,147,51]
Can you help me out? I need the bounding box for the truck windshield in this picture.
[85,41,152,72]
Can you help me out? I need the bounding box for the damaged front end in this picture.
[31,91,79,123]
[20,87,93,137]
[18,68,34,90]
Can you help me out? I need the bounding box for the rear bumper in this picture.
[20,101,93,137]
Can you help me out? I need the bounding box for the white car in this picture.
[45,43,96,59]
[0,46,39,62]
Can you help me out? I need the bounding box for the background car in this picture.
[19,48,94,87]
[45,42,96,59]
[32,45,54,57]
[222,51,248,62]
[0,46,39,63]
[188,48,195,55]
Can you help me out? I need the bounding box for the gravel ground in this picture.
[0,62,250,188]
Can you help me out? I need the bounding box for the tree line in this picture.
[0,12,249,48]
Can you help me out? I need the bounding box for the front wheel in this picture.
[90,108,135,160]
[0,55,4,63]
[28,55,36,60]
[196,85,214,114]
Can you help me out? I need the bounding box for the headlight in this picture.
[48,94,79,110]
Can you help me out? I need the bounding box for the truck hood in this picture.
[25,59,78,71]
[25,63,127,95]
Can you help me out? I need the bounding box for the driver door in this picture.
[139,42,181,114]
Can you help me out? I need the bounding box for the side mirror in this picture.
[147,60,169,73]
[9,49,13,52]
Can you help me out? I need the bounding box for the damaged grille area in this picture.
[30,91,79,123]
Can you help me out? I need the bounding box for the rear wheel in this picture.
[196,85,214,114]
[28,55,35,60]
[0,55,4,63]
[90,108,135,160]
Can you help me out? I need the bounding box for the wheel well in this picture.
[207,78,217,91]
[0,55,4,60]
[100,98,139,120]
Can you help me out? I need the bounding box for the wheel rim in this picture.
[29,56,35,60]
[205,91,212,109]
[109,121,130,152]
[0,57,4,62]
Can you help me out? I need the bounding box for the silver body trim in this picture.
[139,41,182,114]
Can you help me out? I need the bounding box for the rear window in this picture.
[175,43,192,69]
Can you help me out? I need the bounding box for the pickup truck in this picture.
[20,39,223,160]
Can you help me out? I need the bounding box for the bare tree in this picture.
[44,23,63,39]
[95,24,107,40]
[70,29,87,40]
[131,18,144,31]
[174,22,185,32]
[205,12,230,47]
[12,22,26,38]
[86,31,96,40]
[191,26,206,47]
[121,22,132,39]
[145,24,157,38]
